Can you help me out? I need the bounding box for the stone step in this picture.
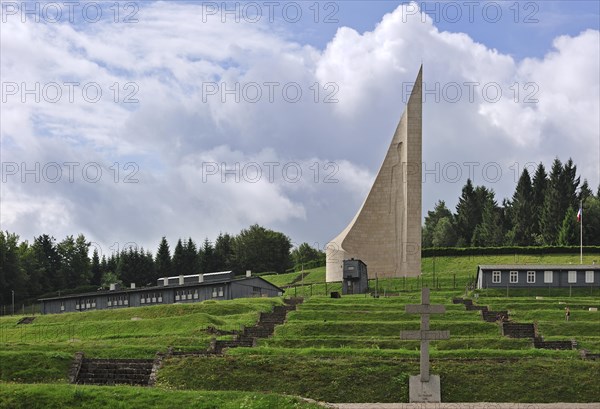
[534,339,576,350]
[482,310,509,322]
[75,358,154,386]
[502,322,536,338]
[466,304,488,312]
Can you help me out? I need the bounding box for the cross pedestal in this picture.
[400,287,449,403]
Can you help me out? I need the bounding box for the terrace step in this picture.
[502,322,536,339]
[534,337,576,350]
[208,298,304,355]
[75,358,154,386]
[482,310,509,323]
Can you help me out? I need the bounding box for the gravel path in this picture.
[327,404,599,409]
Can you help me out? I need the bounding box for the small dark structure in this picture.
[342,259,368,295]
[476,265,600,289]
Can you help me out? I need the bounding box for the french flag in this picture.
[577,207,582,222]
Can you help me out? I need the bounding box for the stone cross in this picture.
[400,287,449,382]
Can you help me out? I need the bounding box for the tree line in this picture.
[0,224,324,306]
[423,158,600,248]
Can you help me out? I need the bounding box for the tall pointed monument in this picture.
[326,66,422,282]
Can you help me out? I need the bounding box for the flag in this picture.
[577,207,582,222]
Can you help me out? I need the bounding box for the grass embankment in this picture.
[157,354,599,403]
[0,383,321,409]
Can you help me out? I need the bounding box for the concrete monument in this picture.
[400,287,449,402]
[326,66,422,282]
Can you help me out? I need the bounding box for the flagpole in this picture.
[580,200,583,265]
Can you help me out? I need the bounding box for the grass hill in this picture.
[1,253,599,404]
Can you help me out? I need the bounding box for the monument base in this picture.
[409,374,441,403]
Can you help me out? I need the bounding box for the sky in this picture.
[1,1,599,259]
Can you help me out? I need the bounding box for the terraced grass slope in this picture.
[0,298,283,382]
[158,293,600,402]
[1,253,599,405]
[158,253,599,402]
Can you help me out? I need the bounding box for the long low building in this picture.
[476,264,600,289]
[39,271,284,314]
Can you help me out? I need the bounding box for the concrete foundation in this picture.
[409,374,441,403]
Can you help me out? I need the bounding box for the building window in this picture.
[212,288,217,298]
[492,271,501,284]
[568,271,577,284]
[218,287,224,297]
[193,290,198,300]
[527,271,535,284]
[91,299,96,308]
[76,303,80,310]
[141,296,146,304]
[158,293,163,303]
[585,271,594,283]
[108,300,112,307]
[544,271,553,283]
[60,302,65,312]
[510,271,518,283]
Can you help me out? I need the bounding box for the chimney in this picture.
[179,275,184,285]
[109,283,115,291]
[130,283,135,289]
[198,274,204,283]
[246,270,252,278]
[163,277,168,286]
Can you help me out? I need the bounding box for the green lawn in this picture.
[0,384,321,409]
[1,252,599,405]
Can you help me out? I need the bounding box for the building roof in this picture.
[478,264,600,271]
[39,275,283,301]
[156,271,232,281]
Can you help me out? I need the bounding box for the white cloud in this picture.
[1,2,598,253]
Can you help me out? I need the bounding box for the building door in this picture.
[347,280,354,295]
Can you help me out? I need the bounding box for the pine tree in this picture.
[557,207,578,245]
[472,192,503,247]
[531,162,548,243]
[541,159,564,245]
[172,239,184,276]
[561,158,580,211]
[182,238,198,276]
[214,233,235,271]
[91,249,102,286]
[455,179,481,246]
[578,179,593,203]
[199,238,216,273]
[155,237,172,279]
[508,169,534,245]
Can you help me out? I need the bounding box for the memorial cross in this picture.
[400,287,450,382]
